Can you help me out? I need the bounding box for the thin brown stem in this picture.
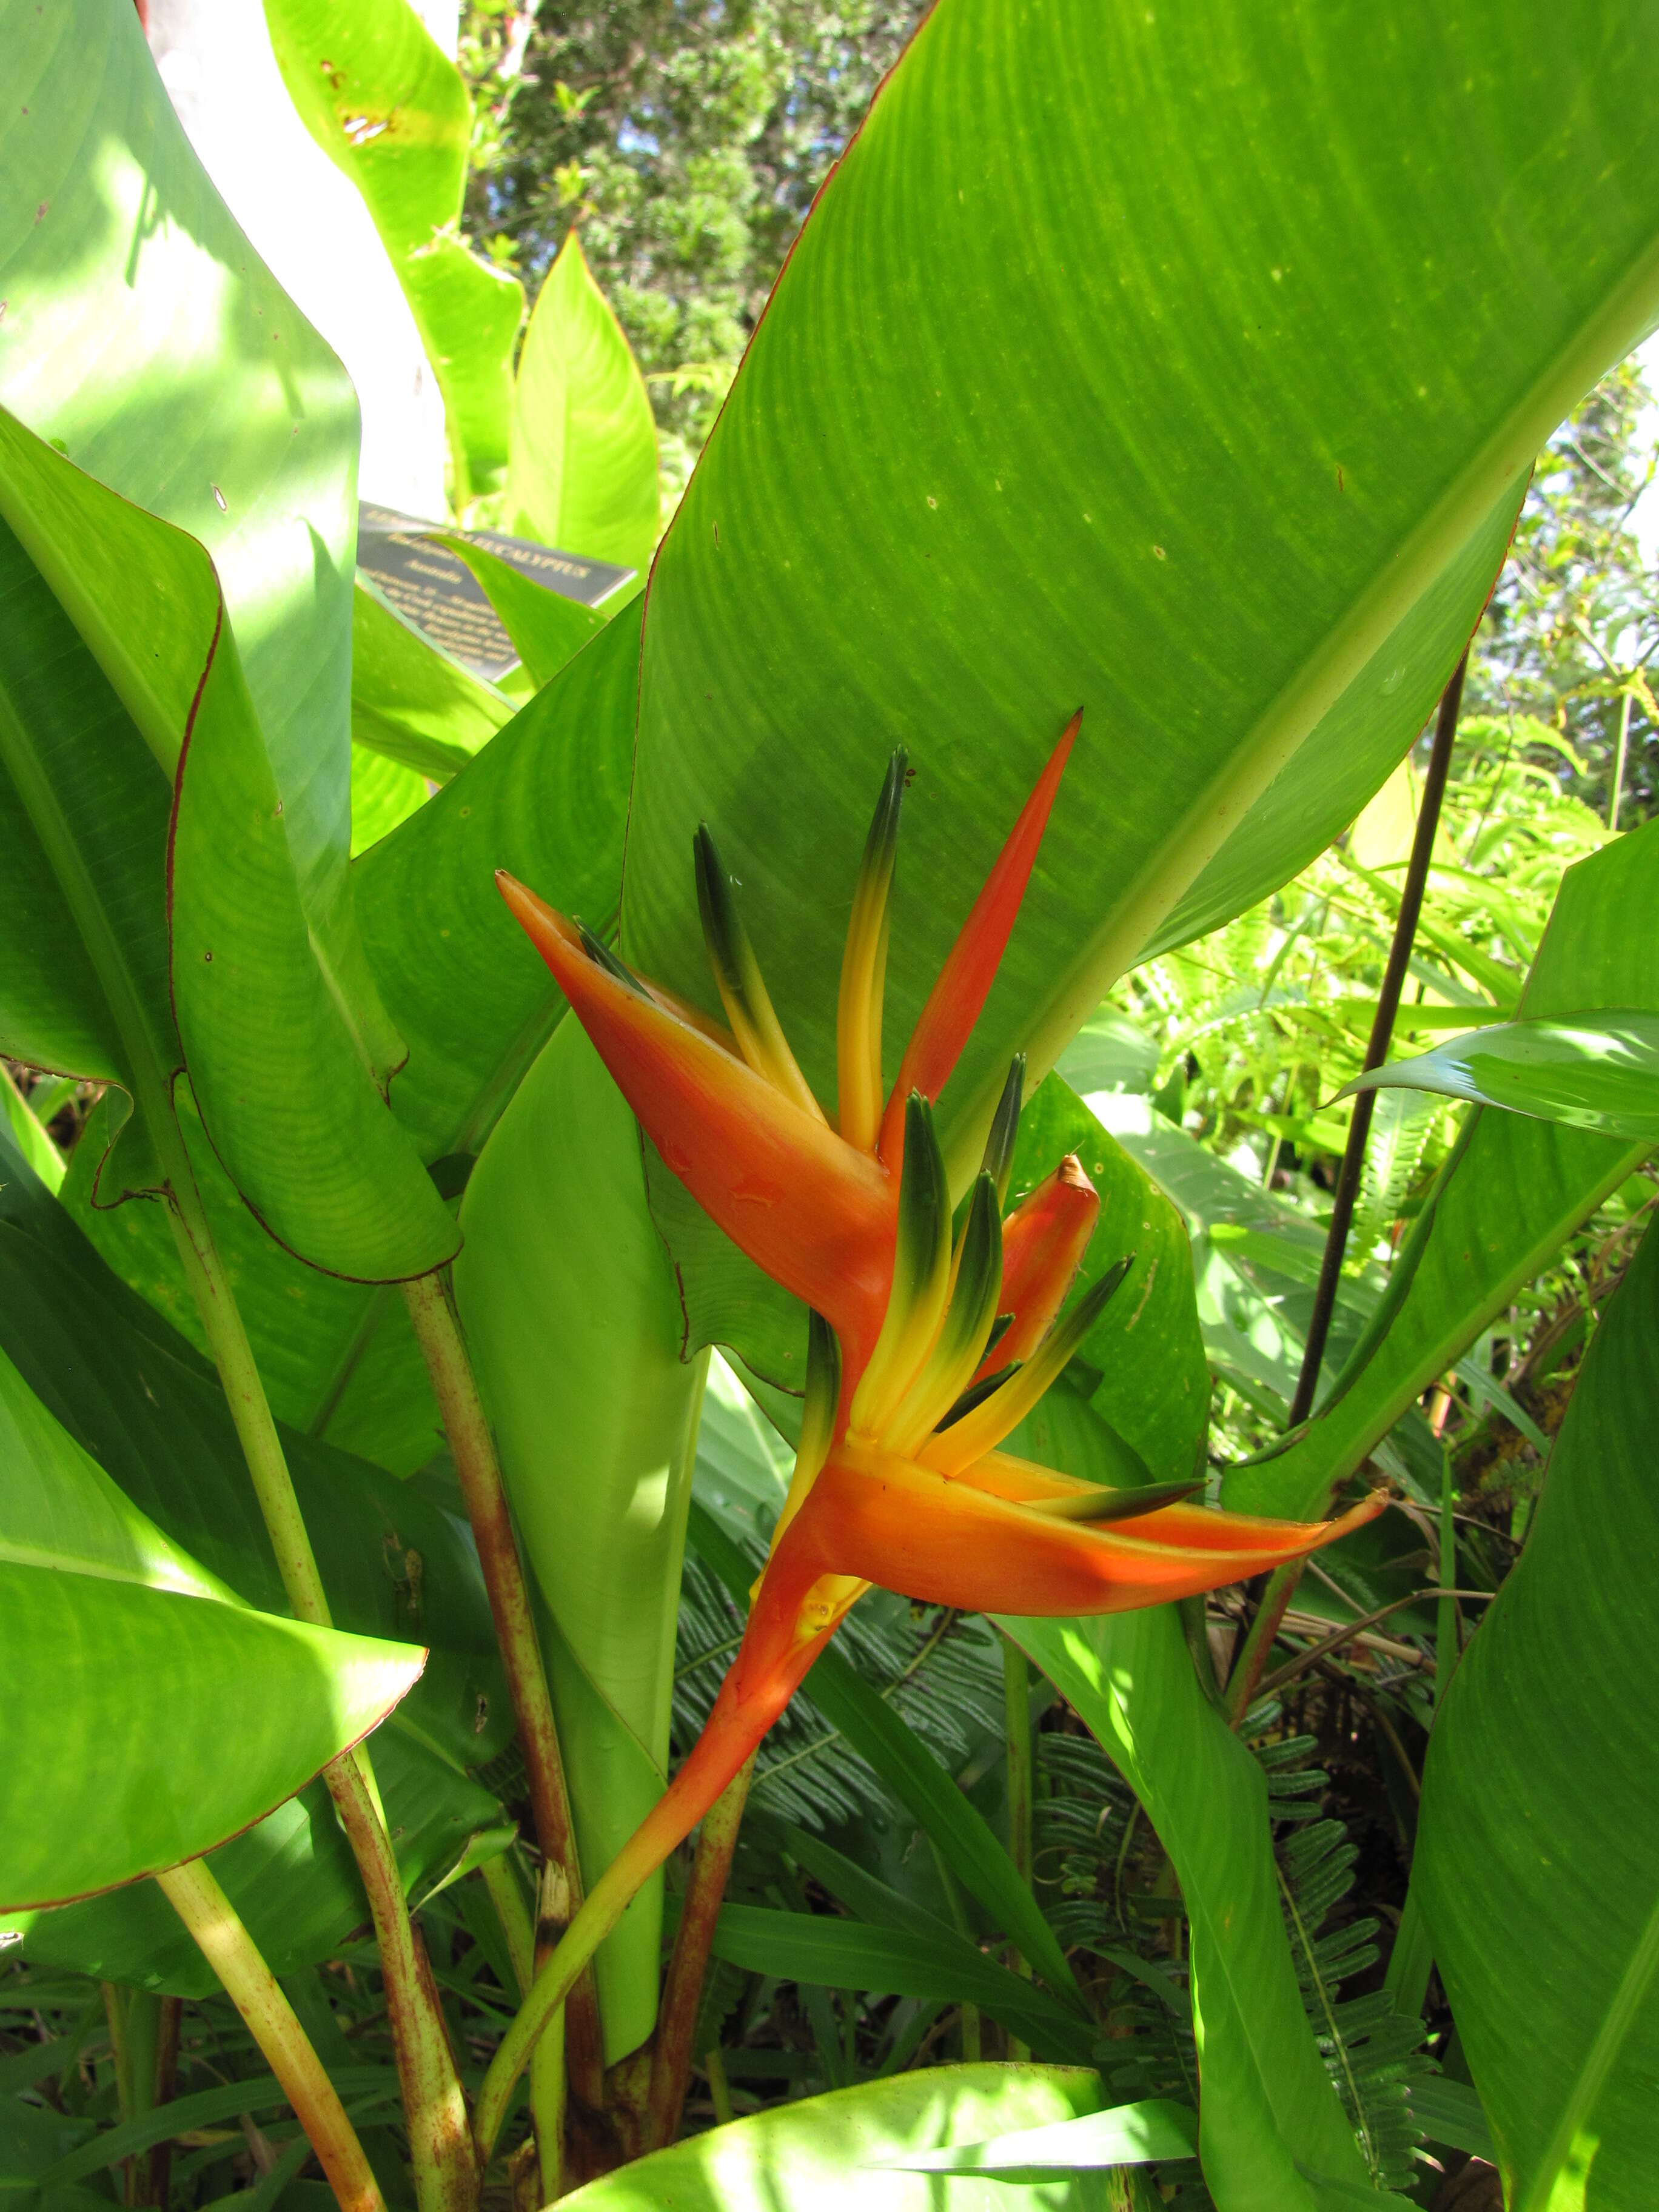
[157,1859,386,2212]
[1253,1589,1496,1700]
[645,1757,755,2151]
[1227,654,1468,1722]
[138,1997,182,2210]
[401,1273,605,2113]
[1289,652,1467,1427]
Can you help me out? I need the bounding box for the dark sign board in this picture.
[357,502,635,682]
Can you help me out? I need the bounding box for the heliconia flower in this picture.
[475,736,1385,2157]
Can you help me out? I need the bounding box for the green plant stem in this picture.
[157,1133,475,2212]
[479,1855,564,2203]
[528,1974,566,2205]
[102,1986,164,2208]
[1000,1633,1033,2063]
[705,2045,734,2127]
[479,1855,536,1999]
[163,1151,328,1627]
[400,1272,605,2111]
[646,1757,756,2151]
[156,1859,387,2212]
[474,1848,648,2162]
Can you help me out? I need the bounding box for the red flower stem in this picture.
[156,1858,386,2212]
[401,1272,606,2112]
[645,1755,757,2150]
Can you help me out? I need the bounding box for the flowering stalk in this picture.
[478,727,1384,2147]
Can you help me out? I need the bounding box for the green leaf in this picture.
[1226,818,1659,1519]
[1011,1609,1384,2211]
[0,409,460,1282]
[685,1500,1085,2016]
[455,1019,705,2061]
[34,2070,400,2189]
[1416,1218,1659,2212]
[0,1121,510,1985]
[771,1825,1094,2059]
[358,605,641,1162]
[505,236,660,579]
[3,0,400,1084]
[0,493,176,1199]
[617,0,1659,1241]
[705,1904,1096,2063]
[1054,1011,1161,1099]
[263,0,523,502]
[0,1067,64,1193]
[10,1729,501,2000]
[350,579,514,785]
[1346,1011,1659,1139]
[0,1125,503,1768]
[59,1089,443,1478]
[352,745,432,857]
[443,538,609,689]
[558,2063,1110,2212]
[1399,2080,1495,2163]
[882,2099,1198,2174]
[0,1341,423,1911]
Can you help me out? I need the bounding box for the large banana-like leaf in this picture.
[619,0,1659,1221]
[560,2065,1110,2212]
[0,412,458,1281]
[360,608,642,1163]
[0,1122,511,1981]
[455,1022,706,2061]
[1226,817,1659,1520]
[2,0,399,1079]
[263,0,524,504]
[504,235,660,578]
[1415,1217,1659,2212]
[0,1342,423,1912]
[11,1729,503,2000]
[1012,1610,1396,2212]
